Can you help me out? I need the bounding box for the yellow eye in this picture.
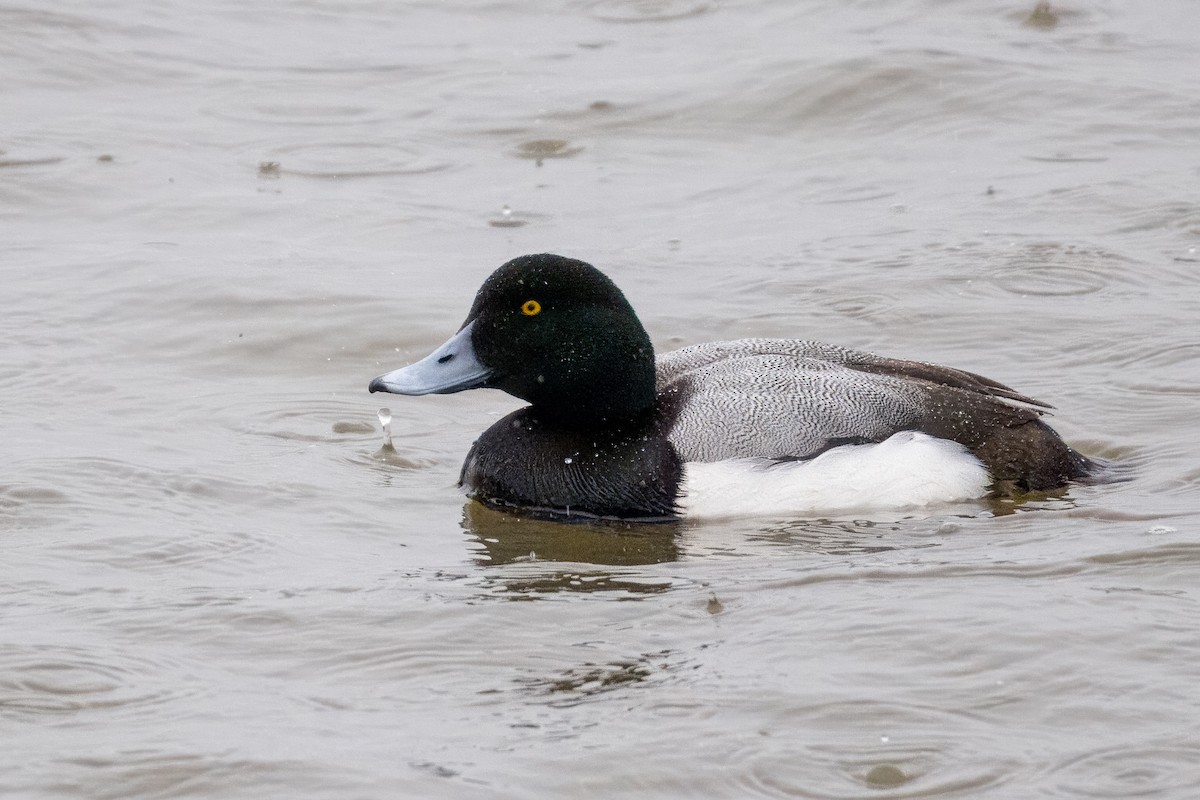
[521,299,542,316]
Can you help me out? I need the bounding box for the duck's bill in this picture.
[369,321,491,395]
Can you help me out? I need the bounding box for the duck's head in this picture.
[369,254,657,424]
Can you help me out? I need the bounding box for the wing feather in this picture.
[657,339,1046,462]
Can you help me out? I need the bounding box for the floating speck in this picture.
[706,594,723,615]
[489,204,529,228]
[514,139,583,166]
[1023,0,1058,29]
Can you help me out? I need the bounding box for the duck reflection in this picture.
[461,502,681,595]
[462,502,682,566]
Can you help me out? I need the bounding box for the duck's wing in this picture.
[657,339,1051,408]
[839,354,1050,408]
[656,339,1048,463]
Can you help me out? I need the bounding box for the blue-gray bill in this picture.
[369,321,491,395]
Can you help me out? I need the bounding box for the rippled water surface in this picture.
[5,1,1200,797]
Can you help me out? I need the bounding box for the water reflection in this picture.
[463,502,681,567]
[462,503,680,596]
[743,518,930,556]
[515,650,674,708]
[690,507,994,558]
[463,499,1005,569]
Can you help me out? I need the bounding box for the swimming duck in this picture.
[369,254,1096,521]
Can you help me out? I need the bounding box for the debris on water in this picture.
[706,594,724,615]
[864,764,909,788]
[0,156,65,168]
[513,138,582,166]
[1023,1,1059,29]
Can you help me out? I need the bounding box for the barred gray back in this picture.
[657,339,932,462]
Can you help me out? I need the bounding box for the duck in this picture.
[369,253,1097,522]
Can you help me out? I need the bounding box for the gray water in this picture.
[4,1,1200,797]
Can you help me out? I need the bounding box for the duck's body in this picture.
[370,254,1097,521]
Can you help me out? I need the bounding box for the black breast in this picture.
[459,407,683,521]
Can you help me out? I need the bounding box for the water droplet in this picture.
[564,457,573,464]
[377,407,393,448]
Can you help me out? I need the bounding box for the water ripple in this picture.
[0,484,71,530]
[981,242,1140,298]
[588,0,712,23]
[203,82,399,127]
[737,701,1017,799]
[258,141,452,179]
[69,526,274,571]
[1045,741,1200,798]
[57,752,341,799]
[0,643,202,719]
[764,541,1200,589]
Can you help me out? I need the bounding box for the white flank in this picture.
[678,431,990,519]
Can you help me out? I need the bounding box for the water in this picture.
[4,1,1200,797]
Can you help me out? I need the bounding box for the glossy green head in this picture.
[370,254,658,426]
[468,254,657,423]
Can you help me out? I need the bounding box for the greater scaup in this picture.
[369,254,1097,521]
